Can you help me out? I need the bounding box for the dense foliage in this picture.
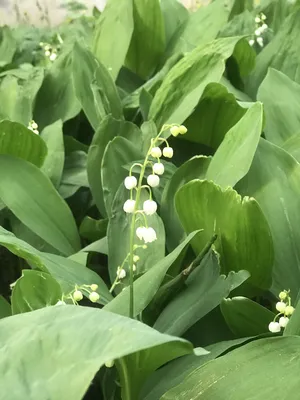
[1,0,300,398]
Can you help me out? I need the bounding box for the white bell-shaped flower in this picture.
[143,227,157,243]
[163,147,173,158]
[123,199,136,213]
[89,292,100,303]
[285,305,295,316]
[153,162,164,175]
[150,147,162,158]
[179,125,187,134]
[170,126,180,137]
[147,174,160,187]
[279,316,289,328]
[136,226,146,241]
[276,301,286,313]
[124,176,137,190]
[73,290,83,302]
[268,321,281,333]
[117,268,126,279]
[143,200,157,215]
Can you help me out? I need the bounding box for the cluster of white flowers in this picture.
[249,13,268,48]
[268,290,295,333]
[27,120,39,135]
[59,283,101,305]
[39,42,59,62]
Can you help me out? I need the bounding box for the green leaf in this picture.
[247,9,300,97]
[220,10,255,37]
[0,120,47,167]
[0,26,16,67]
[0,295,11,319]
[102,135,142,216]
[237,139,300,298]
[107,186,165,284]
[11,270,62,314]
[149,36,246,129]
[176,180,274,293]
[160,0,189,47]
[0,156,80,256]
[161,337,300,399]
[41,120,65,187]
[282,133,300,161]
[168,0,231,55]
[92,0,134,81]
[87,116,141,217]
[125,0,165,79]
[0,67,44,125]
[257,68,300,145]
[154,250,249,336]
[183,83,247,149]
[34,49,81,130]
[206,102,263,188]
[0,305,192,398]
[72,42,123,130]
[161,156,211,251]
[220,297,275,337]
[104,231,199,317]
[0,226,112,306]
[79,217,108,242]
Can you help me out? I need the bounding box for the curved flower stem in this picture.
[128,126,166,318]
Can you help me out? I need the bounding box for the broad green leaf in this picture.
[125,0,165,79]
[102,135,142,216]
[160,0,189,47]
[282,133,300,161]
[0,226,112,305]
[258,68,300,145]
[59,151,88,199]
[0,305,192,399]
[81,237,108,255]
[0,295,11,319]
[0,156,80,256]
[0,26,16,67]
[0,120,47,167]
[0,67,44,125]
[104,231,199,317]
[161,156,211,251]
[176,180,273,292]
[183,83,247,149]
[107,186,165,284]
[72,42,123,130]
[162,337,300,399]
[41,120,64,187]
[237,139,300,298]
[247,9,300,97]
[220,10,255,37]
[92,0,134,81]
[87,116,141,217]
[154,250,249,336]
[149,37,248,129]
[11,270,62,314]
[34,49,81,130]
[221,297,275,337]
[206,102,263,188]
[168,0,231,55]
[79,217,108,242]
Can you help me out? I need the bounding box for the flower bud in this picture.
[268,321,281,333]
[89,292,100,303]
[133,264,137,272]
[142,245,147,249]
[255,16,260,23]
[257,37,264,47]
[279,291,288,301]
[249,39,255,46]
[50,53,57,62]
[276,301,286,313]
[147,174,160,187]
[133,255,140,263]
[163,147,173,158]
[136,226,146,241]
[279,316,289,328]
[179,125,187,134]
[124,176,137,190]
[151,147,162,158]
[170,126,180,137]
[56,300,66,306]
[105,360,115,368]
[90,284,98,291]
[123,199,136,213]
[143,227,157,243]
[143,200,157,215]
[285,306,295,316]
[153,162,164,175]
[73,290,83,302]
[117,268,126,279]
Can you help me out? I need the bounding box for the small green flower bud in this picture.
[90,284,98,291]
[285,306,295,316]
[279,291,287,301]
[178,125,187,134]
[133,255,140,263]
[73,290,83,302]
[89,292,100,303]
[105,360,115,368]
